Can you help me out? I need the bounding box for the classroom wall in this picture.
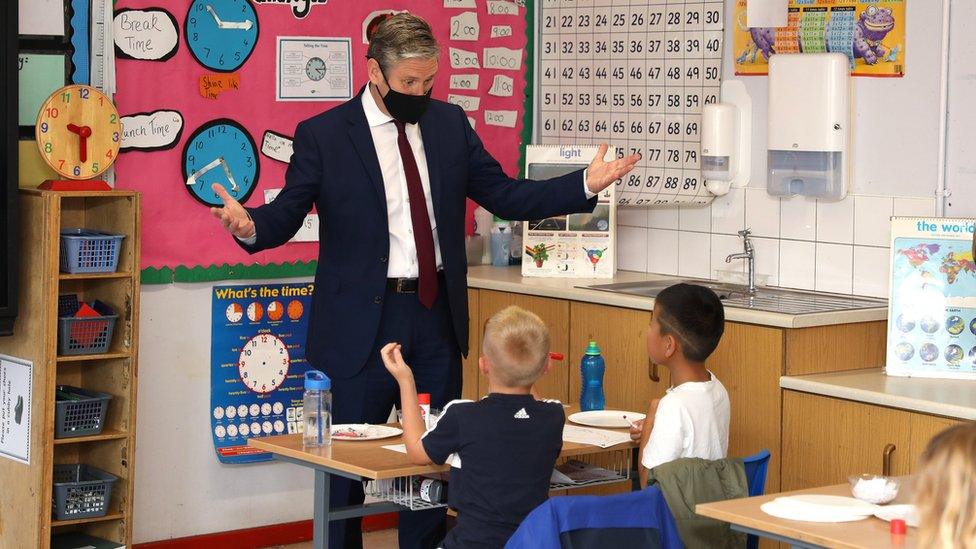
[615,0,941,298]
[134,282,314,542]
[132,2,945,542]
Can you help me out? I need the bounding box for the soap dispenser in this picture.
[767,53,851,201]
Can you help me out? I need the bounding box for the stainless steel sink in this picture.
[581,280,887,315]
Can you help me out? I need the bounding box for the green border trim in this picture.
[141,261,318,284]
[518,0,536,177]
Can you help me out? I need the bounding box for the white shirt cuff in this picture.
[582,168,596,199]
[236,232,257,246]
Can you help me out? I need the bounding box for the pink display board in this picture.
[114,0,528,278]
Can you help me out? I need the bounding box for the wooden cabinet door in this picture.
[709,322,785,493]
[909,413,963,473]
[478,290,570,401]
[568,302,668,413]
[461,289,480,401]
[783,392,913,491]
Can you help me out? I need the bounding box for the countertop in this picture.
[466,265,887,329]
[781,369,976,420]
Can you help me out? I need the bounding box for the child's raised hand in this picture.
[380,342,413,381]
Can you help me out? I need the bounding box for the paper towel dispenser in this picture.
[767,53,851,201]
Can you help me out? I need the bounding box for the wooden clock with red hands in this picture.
[35,84,121,190]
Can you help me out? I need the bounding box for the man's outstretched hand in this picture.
[585,143,640,194]
[209,183,255,239]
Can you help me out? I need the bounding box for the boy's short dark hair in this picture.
[654,283,725,362]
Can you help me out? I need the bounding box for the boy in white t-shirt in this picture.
[630,283,730,487]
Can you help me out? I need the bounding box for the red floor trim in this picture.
[133,514,398,549]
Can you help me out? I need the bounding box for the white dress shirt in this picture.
[361,86,443,277]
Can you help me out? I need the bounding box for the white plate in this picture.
[760,501,871,523]
[776,495,878,516]
[331,424,403,441]
[568,410,646,428]
[874,504,920,528]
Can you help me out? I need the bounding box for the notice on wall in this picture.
[733,0,906,77]
[113,8,179,61]
[276,37,352,101]
[210,283,315,463]
[0,356,32,465]
[886,217,976,379]
[522,145,616,279]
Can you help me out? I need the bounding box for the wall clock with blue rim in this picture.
[182,119,260,206]
[184,0,259,72]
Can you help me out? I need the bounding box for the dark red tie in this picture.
[393,120,438,308]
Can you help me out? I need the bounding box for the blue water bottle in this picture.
[580,340,606,411]
[303,370,332,448]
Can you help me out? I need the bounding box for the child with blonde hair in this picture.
[915,421,976,548]
[381,305,564,549]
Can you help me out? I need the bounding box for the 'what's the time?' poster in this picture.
[211,282,314,463]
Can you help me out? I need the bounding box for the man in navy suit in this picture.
[212,13,638,549]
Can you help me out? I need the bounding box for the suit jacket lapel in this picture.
[419,115,444,226]
[347,90,387,208]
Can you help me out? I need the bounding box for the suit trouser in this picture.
[328,283,462,549]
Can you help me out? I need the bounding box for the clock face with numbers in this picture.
[305,57,327,81]
[182,119,260,206]
[185,0,259,72]
[238,333,289,394]
[35,85,121,180]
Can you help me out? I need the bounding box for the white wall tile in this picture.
[853,196,894,247]
[711,234,746,280]
[751,237,780,287]
[816,197,855,244]
[616,226,649,272]
[779,240,817,290]
[710,190,746,235]
[893,197,937,218]
[678,204,712,233]
[745,187,781,238]
[815,243,854,294]
[678,231,711,279]
[780,197,817,241]
[648,206,680,230]
[647,229,679,276]
[853,246,891,298]
[616,207,649,228]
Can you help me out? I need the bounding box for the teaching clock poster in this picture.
[886,217,976,380]
[211,282,314,463]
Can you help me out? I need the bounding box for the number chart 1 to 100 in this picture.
[537,0,725,206]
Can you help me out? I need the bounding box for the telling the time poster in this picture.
[886,217,976,380]
[211,282,314,463]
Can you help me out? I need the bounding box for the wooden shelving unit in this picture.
[0,190,140,548]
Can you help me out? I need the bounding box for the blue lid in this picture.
[304,370,331,390]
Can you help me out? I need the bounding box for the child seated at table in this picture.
[915,421,976,548]
[380,305,564,549]
[629,283,730,487]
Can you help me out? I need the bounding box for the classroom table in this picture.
[696,480,919,549]
[248,420,637,549]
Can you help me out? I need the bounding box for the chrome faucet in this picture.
[726,229,757,294]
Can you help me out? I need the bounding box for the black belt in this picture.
[387,277,419,293]
[387,272,444,294]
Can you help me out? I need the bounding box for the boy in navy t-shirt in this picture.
[380,306,564,549]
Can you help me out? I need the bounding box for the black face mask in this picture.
[376,66,432,125]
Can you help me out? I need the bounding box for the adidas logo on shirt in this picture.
[513,408,530,419]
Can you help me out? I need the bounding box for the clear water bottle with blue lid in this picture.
[303,370,332,448]
[580,340,605,412]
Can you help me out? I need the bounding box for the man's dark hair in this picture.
[654,283,725,362]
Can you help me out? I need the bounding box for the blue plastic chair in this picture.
[741,449,771,549]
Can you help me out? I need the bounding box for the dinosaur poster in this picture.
[733,0,905,77]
